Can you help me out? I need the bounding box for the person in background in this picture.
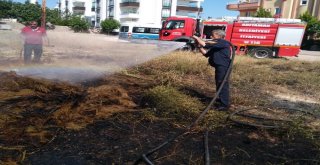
[21,20,49,64]
[192,30,232,111]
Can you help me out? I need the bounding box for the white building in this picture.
[29,0,37,4]
[57,0,204,27]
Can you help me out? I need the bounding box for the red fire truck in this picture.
[159,16,306,58]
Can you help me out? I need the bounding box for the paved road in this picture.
[287,50,320,62]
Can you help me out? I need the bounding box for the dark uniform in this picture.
[204,39,231,108]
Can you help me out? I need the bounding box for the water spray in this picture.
[1,29,184,83]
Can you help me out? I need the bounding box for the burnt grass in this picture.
[0,70,320,164]
[23,116,320,165]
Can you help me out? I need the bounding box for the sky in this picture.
[13,0,239,19]
[202,0,239,19]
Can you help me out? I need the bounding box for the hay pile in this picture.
[0,71,136,158]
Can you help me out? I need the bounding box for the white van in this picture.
[119,23,161,40]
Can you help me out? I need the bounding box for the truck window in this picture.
[165,20,185,30]
[120,26,129,32]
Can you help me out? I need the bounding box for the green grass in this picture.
[143,85,204,122]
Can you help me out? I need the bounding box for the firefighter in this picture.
[192,30,231,111]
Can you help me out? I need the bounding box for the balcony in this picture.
[176,5,203,12]
[226,0,260,11]
[120,12,139,19]
[73,1,85,7]
[120,0,140,7]
[73,6,85,15]
[73,6,85,11]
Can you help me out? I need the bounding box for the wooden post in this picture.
[41,0,46,28]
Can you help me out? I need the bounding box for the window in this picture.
[133,27,146,33]
[163,0,171,7]
[122,8,138,14]
[109,0,114,5]
[120,26,129,32]
[92,1,95,11]
[300,0,307,5]
[109,7,114,17]
[165,20,185,30]
[275,7,281,15]
[132,27,160,34]
[150,28,160,34]
[162,9,170,18]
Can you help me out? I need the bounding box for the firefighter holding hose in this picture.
[192,30,232,111]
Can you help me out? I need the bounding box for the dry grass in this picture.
[136,51,320,111]
[137,52,320,134]
[231,56,320,108]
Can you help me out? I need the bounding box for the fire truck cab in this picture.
[160,17,198,50]
[160,16,306,58]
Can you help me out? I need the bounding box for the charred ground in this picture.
[0,53,320,164]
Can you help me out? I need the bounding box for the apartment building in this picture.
[226,0,320,19]
[57,0,204,27]
[29,0,37,3]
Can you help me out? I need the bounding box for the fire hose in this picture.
[227,106,319,129]
[134,42,236,165]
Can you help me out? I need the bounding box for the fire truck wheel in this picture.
[250,47,273,59]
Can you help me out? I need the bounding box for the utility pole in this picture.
[41,0,46,28]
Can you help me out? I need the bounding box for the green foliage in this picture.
[46,9,60,24]
[100,19,121,34]
[68,16,89,32]
[254,7,272,18]
[0,0,89,32]
[299,11,320,37]
[11,2,41,24]
[0,0,12,18]
[0,0,59,25]
[143,85,204,121]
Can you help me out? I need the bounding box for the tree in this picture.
[46,8,61,24]
[10,2,41,24]
[254,8,272,18]
[100,19,120,34]
[299,11,320,38]
[0,1,12,19]
[69,16,89,32]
